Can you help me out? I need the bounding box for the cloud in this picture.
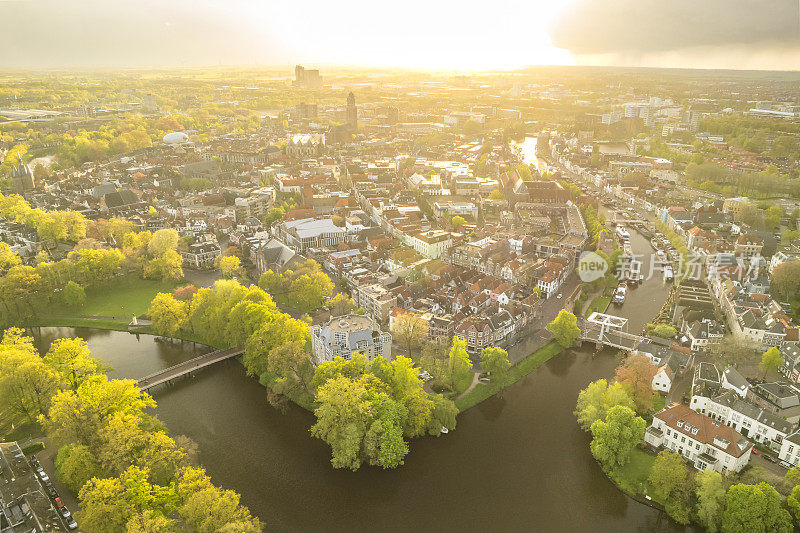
[550,0,800,55]
[0,0,281,67]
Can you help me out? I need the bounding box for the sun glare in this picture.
[265,0,575,70]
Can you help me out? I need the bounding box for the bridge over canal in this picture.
[137,346,244,391]
[578,312,645,351]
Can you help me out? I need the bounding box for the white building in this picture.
[778,431,800,467]
[181,242,221,269]
[276,217,349,252]
[310,315,392,365]
[405,230,453,259]
[691,390,795,453]
[644,403,752,473]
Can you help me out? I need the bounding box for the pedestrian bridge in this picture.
[136,346,244,391]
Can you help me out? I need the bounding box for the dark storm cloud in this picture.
[0,0,280,67]
[550,0,800,54]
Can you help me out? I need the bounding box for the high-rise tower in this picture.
[346,92,357,130]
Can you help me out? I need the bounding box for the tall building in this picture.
[310,314,392,365]
[293,65,321,88]
[11,155,35,193]
[346,91,357,130]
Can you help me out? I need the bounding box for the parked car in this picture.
[29,455,39,465]
[54,497,65,509]
[764,454,777,463]
[780,460,793,469]
[60,506,71,519]
[66,519,78,530]
[38,471,49,483]
[48,487,59,499]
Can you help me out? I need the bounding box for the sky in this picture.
[0,0,799,70]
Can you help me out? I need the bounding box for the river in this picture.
[30,225,688,531]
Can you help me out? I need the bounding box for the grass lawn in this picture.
[609,448,656,496]
[455,341,565,411]
[45,276,181,319]
[0,421,44,443]
[651,393,666,413]
[584,295,611,317]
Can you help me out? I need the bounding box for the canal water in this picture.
[29,216,687,531]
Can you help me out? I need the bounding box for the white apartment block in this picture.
[310,315,392,365]
[644,404,752,473]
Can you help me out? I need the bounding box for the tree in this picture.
[326,293,355,316]
[696,469,726,533]
[722,482,792,533]
[45,375,156,455]
[147,229,179,258]
[759,347,784,379]
[488,189,504,200]
[148,293,188,338]
[650,323,677,339]
[647,450,693,524]
[78,466,178,533]
[44,337,109,390]
[447,337,472,391]
[267,340,314,399]
[391,312,428,357]
[174,467,263,533]
[78,475,136,533]
[62,280,86,307]
[736,203,764,230]
[215,255,242,279]
[480,347,510,381]
[426,394,458,436]
[0,329,60,423]
[788,484,800,525]
[54,444,102,493]
[125,510,174,533]
[615,354,658,413]
[589,405,646,473]
[709,335,758,369]
[547,310,580,348]
[0,242,21,271]
[574,379,635,431]
[310,376,409,470]
[451,216,468,230]
[772,261,800,301]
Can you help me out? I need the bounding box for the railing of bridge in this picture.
[136,346,243,389]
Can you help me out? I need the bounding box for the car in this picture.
[54,497,65,509]
[35,465,44,473]
[38,471,49,483]
[556,293,562,299]
[66,519,78,530]
[48,487,58,499]
[29,455,39,465]
[780,460,793,469]
[764,454,777,463]
[752,448,760,455]
[60,506,71,519]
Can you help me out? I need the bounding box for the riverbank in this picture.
[455,341,564,411]
[33,326,678,530]
[30,316,569,417]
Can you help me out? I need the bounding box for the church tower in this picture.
[346,92,357,130]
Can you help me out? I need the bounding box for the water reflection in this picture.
[32,323,693,531]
